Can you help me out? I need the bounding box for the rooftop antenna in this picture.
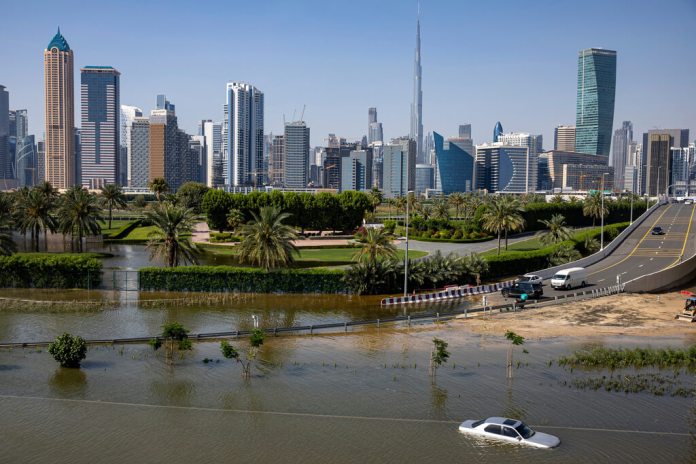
[300,104,306,122]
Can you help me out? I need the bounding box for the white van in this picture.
[551,267,587,290]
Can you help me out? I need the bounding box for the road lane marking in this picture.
[666,201,696,269]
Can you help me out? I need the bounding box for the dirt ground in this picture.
[455,292,696,339]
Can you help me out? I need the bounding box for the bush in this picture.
[209,232,241,243]
[383,220,397,234]
[48,333,87,368]
[0,255,102,288]
[139,266,347,293]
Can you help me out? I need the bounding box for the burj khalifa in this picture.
[410,11,423,164]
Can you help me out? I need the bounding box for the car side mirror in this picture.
[517,437,522,441]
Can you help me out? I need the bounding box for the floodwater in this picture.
[1,328,694,463]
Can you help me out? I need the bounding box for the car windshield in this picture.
[515,422,535,439]
[552,274,567,280]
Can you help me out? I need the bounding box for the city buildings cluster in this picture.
[1,26,694,198]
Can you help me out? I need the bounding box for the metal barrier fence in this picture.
[103,270,140,291]
[381,280,516,306]
[0,284,624,349]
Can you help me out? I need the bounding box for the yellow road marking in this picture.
[666,203,696,269]
[588,205,673,277]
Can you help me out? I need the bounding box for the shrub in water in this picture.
[48,333,87,368]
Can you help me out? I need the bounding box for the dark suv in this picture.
[651,226,664,235]
[501,282,543,299]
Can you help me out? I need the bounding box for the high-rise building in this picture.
[382,139,415,198]
[611,121,633,191]
[129,117,150,188]
[284,121,310,189]
[554,125,576,151]
[340,149,373,192]
[542,150,609,190]
[121,105,143,187]
[223,82,264,188]
[80,66,120,188]
[410,14,423,164]
[368,107,383,145]
[156,94,175,112]
[575,48,617,157]
[44,28,75,189]
[269,135,285,187]
[642,129,690,196]
[474,143,537,193]
[493,122,503,143]
[149,107,178,189]
[433,131,474,194]
[0,85,9,180]
[200,120,222,187]
[497,132,543,158]
[458,124,472,139]
[15,135,37,187]
[323,138,357,189]
[415,164,434,194]
[368,107,377,124]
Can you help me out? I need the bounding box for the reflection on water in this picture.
[49,367,87,397]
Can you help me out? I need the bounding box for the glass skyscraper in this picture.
[575,48,617,157]
[433,132,474,194]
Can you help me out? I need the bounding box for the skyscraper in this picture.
[129,116,149,188]
[0,85,9,180]
[410,13,423,164]
[554,125,576,151]
[497,132,543,158]
[223,82,264,188]
[382,138,416,198]
[474,143,537,193]
[121,105,143,187]
[434,131,474,194]
[575,48,617,157]
[200,120,222,187]
[269,134,285,187]
[44,28,75,188]
[368,107,377,125]
[80,66,120,188]
[642,129,690,196]
[284,121,310,189]
[493,122,503,143]
[611,121,633,190]
[340,149,373,192]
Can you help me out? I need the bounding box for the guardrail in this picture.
[0,284,625,349]
[380,280,516,306]
[623,253,696,293]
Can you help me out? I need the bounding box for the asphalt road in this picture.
[497,202,696,303]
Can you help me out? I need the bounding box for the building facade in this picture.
[415,163,434,194]
[200,120,222,187]
[269,135,285,187]
[15,135,37,187]
[474,143,537,193]
[284,121,310,189]
[121,105,142,187]
[129,117,150,188]
[642,129,690,196]
[433,131,474,194]
[0,85,8,180]
[575,48,617,157]
[44,29,75,188]
[340,149,373,192]
[410,17,424,164]
[223,82,264,188]
[80,66,120,188]
[543,150,609,190]
[554,125,576,152]
[611,121,632,191]
[382,141,416,198]
[497,132,543,157]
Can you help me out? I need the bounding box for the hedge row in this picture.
[139,266,347,293]
[483,222,630,279]
[520,202,644,231]
[0,255,102,288]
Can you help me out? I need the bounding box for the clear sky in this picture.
[2,0,695,148]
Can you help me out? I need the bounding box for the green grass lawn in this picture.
[480,227,595,257]
[99,219,134,236]
[122,225,159,240]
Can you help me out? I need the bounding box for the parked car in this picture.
[551,267,587,290]
[501,282,543,299]
[651,226,665,235]
[458,417,560,449]
[518,274,543,285]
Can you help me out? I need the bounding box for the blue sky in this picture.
[3,0,695,148]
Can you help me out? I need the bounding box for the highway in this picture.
[499,202,696,303]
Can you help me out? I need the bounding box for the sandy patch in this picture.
[455,292,696,339]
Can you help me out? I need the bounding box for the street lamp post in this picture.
[600,173,608,251]
[629,190,634,225]
[403,191,413,297]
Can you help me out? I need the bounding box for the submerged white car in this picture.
[458,417,560,449]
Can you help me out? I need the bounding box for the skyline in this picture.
[2,0,695,149]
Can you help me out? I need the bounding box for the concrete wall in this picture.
[623,253,696,293]
[533,201,663,279]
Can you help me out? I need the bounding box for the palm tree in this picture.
[461,252,488,286]
[368,187,383,213]
[0,194,16,256]
[537,214,573,246]
[226,208,245,233]
[35,181,58,200]
[432,197,450,221]
[99,184,127,230]
[353,227,397,264]
[583,192,607,227]
[237,206,299,270]
[57,186,102,253]
[16,188,57,251]
[481,196,525,255]
[145,202,198,267]
[149,177,169,202]
[550,194,565,204]
[393,196,407,219]
[448,192,466,219]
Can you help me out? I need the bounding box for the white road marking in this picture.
[638,264,644,268]
[597,279,605,283]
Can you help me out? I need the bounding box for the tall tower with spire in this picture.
[44,27,75,188]
[410,6,423,165]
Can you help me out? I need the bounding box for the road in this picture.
[496,202,696,303]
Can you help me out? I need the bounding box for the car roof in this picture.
[484,417,521,427]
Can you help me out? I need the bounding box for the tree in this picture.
[226,208,245,233]
[393,196,407,218]
[201,189,233,232]
[448,192,466,218]
[462,252,488,286]
[150,321,193,365]
[343,259,401,295]
[48,333,87,368]
[99,184,127,230]
[368,187,383,213]
[145,202,198,267]
[430,338,450,378]
[481,196,525,255]
[353,227,397,264]
[432,197,450,221]
[548,243,582,266]
[550,194,565,204]
[15,188,57,251]
[57,186,102,253]
[149,177,169,202]
[537,214,573,246]
[176,182,209,213]
[583,192,607,226]
[0,194,15,256]
[220,328,265,379]
[504,331,525,379]
[237,206,299,270]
